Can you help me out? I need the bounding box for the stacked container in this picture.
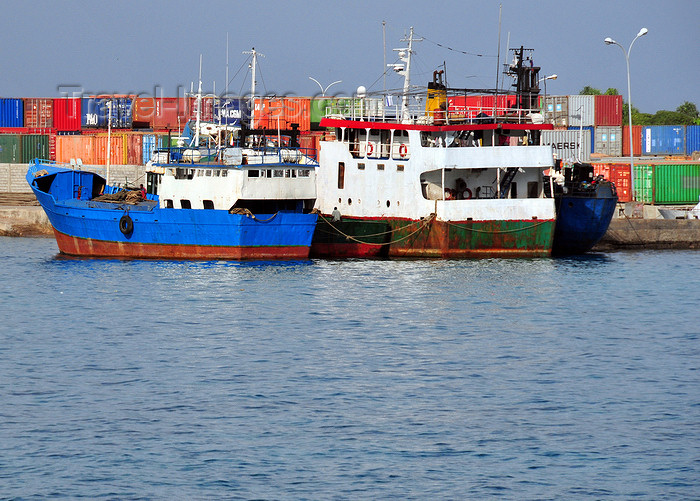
[53,98,81,131]
[594,95,623,126]
[685,125,700,156]
[642,126,686,155]
[594,126,623,157]
[540,129,591,162]
[592,162,632,202]
[24,98,53,128]
[567,95,595,127]
[622,125,643,157]
[0,99,24,128]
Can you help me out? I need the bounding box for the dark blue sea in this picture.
[1,237,698,500]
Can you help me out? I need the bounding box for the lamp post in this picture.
[309,77,342,97]
[539,74,557,123]
[605,27,648,197]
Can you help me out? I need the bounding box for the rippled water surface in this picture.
[1,237,698,499]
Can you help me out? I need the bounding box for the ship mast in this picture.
[194,54,203,148]
[243,47,264,128]
[393,27,422,123]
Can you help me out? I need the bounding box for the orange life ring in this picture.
[399,144,408,157]
[464,188,473,200]
[366,143,374,156]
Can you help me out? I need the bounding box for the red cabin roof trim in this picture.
[319,118,554,132]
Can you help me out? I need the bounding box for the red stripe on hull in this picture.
[53,230,310,260]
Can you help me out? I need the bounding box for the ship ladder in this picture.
[499,167,520,198]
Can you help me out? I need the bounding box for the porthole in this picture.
[386,200,391,207]
[348,198,352,205]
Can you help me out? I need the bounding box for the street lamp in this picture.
[309,77,342,97]
[539,74,557,123]
[605,27,648,197]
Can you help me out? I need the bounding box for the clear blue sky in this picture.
[2,0,698,114]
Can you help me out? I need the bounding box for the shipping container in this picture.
[594,95,623,126]
[21,134,50,163]
[653,164,700,204]
[567,95,595,127]
[94,134,127,165]
[126,133,142,165]
[446,95,518,119]
[642,125,686,155]
[81,97,109,128]
[253,97,311,130]
[142,134,157,164]
[53,98,81,131]
[55,135,95,164]
[594,126,623,156]
[540,128,591,162]
[187,96,214,122]
[213,98,249,125]
[0,99,24,128]
[592,162,632,202]
[0,134,21,162]
[633,164,654,202]
[24,98,53,128]
[543,96,568,126]
[568,126,595,154]
[48,133,56,161]
[622,125,642,157]
[685,125,700,156]
[133,97,189,129]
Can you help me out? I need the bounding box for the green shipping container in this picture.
[0,134,21,163]
[310,98,330,124]
[21,134,50,163]
[633,164,654,203]
[653,164,700,205]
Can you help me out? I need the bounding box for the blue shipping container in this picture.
[642,125,686,155]
[81,97,133,128]
[214,98,249,126]
[0,98,24,127]
[81,98,109,128]
[142,134,157,164]
[686,125,700,156]
[568,126,595,154]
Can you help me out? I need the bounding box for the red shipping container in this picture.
[133,97,189,129]
[187,96,215,121]
[595,95,623,126]
[24,98,53,128]
[448,95,518,118]
[622,125,642,157]
[53,98,81,131]
[593,162,631,202]
[126,133,143,165]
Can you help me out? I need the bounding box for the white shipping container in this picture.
[594,126,623,156]
[567,95,595,127]
[540,129,591,162]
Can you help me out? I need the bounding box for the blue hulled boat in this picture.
[27,133,319,259]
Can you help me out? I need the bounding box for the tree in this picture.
[604,88,620,96]
[676,101,699,121]
[579,86,601,95]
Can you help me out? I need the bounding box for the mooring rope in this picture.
[317,213,436,246]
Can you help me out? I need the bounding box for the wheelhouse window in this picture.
[165,199,174,208]
[358,163,365,170]
[180,199,191,209]
[247,170,260,177]
[203,200,215,209]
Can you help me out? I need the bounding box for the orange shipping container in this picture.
[94,134,127,165]
[622,125,642,157]
[253,97,311,131]
[55,135,95,164]
[593,162,631,202]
